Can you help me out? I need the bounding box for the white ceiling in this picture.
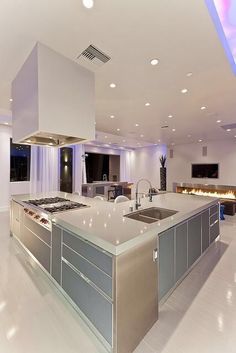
[0,0,236,146]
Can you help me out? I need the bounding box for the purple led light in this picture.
[206,0,236,74]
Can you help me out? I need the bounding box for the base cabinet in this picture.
[159,229,175,299]
[175,222,188,282]
[202,210,210,252]
[159,203,219,301]
[188,214,202,268]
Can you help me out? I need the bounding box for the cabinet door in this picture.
[159,228,175,299]
[175,222,188,282]
[202,210,210,252]
[210,220,220,243]
[188,214,202,268]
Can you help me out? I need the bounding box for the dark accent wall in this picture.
[60,147,73,193]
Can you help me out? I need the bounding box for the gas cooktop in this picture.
[25,197,89,213]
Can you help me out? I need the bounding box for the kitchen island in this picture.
[10,192,220,353]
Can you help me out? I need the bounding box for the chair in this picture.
[108,185,123,201]
[94,196,105,201]
[114,195,129,203]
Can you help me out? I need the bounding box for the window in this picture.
[10,139,31,182]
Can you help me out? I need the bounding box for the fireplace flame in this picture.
[181,188,236,200]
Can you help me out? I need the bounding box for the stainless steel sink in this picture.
[124,207,178,224]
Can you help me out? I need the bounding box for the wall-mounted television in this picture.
[191,164,219,179]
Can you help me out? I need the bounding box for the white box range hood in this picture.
[12,43,95,146]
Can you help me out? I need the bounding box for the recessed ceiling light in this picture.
[82,0,94,9]
[94,121,96,125]
[186,72,193,77]
[158,139,161,142]
[168,115,173,118]
[109,142,112,144]
[172,128,176,132]
[4,122,9,125]
[110,115,115,119]
[135,123,139,127]
[201,106,207,110]
[140,134,144,137]
[117,128,120,131]
[145,102,150,106]
[110,83,116,88]
[216,120,222,123]
[150,58,159,66]
[227,129,231,132]
[49,143,53,146]
[198,139,203,142]
[105,136,107,139]
[181,88,188,94]
[9,98,13,102]
[122,139,126,143]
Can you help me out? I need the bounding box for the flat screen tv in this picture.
[191,164,219,179]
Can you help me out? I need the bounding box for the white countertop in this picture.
[12,191,219,256]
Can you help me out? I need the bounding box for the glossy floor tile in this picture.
[134,216,236,353]
[0,212,236,353]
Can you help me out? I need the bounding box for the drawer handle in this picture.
[210,219,218,227]
[153,248,158,262]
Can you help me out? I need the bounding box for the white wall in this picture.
[0,125,11,211]
[168,140,236,190]
[130,145,167,193]
[10,182,30,195]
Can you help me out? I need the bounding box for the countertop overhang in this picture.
[12,192,219,256]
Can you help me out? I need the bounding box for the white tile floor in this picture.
[0,212,235,353]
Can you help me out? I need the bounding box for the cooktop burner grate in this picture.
[25,197,89,213]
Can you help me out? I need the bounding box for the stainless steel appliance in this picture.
[25,197,88,213]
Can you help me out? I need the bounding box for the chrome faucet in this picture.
[135,178,153,210]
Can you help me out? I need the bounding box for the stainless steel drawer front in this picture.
[63,231,112,277]
[210,212,218,226]
[63,244,112,298]
[22,226,51,272]
[210,204,219,216]
[62,261,112,345]
[24,215,51,246]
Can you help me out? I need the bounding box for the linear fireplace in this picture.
[175,183,236,200]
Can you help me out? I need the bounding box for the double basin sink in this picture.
[124,207,178,224]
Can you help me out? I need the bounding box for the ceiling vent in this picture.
[221,123,236,130]
[77,45,111,70]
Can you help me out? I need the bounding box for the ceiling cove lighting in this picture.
[82,0,94,9]
[110,83,116,88]
[150,58,159,66]
[206,0,236,75]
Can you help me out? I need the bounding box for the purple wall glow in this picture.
[206,0,236,74]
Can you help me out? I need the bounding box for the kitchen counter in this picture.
[12,191,219,255]
[11,191,220,353]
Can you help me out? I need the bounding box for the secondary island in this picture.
[10,192,220,353]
